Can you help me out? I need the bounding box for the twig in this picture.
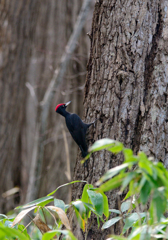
[44,207,58,227]
[42,207,48,225]
[26,82,38,106]
[21,220,33,233]
[27,214,43,235]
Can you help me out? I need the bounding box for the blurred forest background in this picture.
[0,0,94,213]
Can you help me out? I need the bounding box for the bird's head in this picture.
[55,101,71,115]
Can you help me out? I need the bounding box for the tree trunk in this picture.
[72,0,168,239]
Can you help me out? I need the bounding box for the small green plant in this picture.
[1,138,168,239]
[87,138,168,239]
[0,179,109,239]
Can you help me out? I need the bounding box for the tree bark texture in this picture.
[0,0,93,213]
[72,0,168,239]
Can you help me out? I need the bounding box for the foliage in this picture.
[1,138,168,239]
[88,138,168,239]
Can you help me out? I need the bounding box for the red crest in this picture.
[55,103,65,111]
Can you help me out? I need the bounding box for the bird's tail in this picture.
[81,150,89,167]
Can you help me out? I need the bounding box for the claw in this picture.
[92,118,98,127]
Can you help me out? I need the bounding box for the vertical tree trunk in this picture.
[72,0,168,239]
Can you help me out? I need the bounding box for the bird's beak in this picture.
[65,101,71,107]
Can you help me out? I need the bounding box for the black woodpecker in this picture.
[55,101,95,158]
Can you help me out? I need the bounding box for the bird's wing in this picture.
[66,114,83,132]
[66,114,88,152]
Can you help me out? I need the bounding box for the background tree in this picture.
[72,0,168,239]
[0,0,93,213]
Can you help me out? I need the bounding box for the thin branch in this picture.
[42,207,48,225]
[26,82,38,106]
[64,71,87,79]
[44,207,58,227]
[27,214,43,235]
[21,220,33,233]
[61,84,85,96]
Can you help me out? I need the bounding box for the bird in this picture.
[55,101,96,158]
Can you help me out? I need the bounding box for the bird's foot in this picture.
[92,118,98,127]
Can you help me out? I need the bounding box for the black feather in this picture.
[55,102,94,158]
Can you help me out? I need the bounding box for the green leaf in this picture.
[101,191,109,218]
[152,188,167,221]
[89,138,123,153]
[155,163,168,189]
[123,213,146,233]
[121,200,131,213]
[54,199,65,211]
[102,216,122,229]
[71,201,86,231]
[15,196,54,209]
[0,223,29,240]
[140,180,151,205]
[0,214,8,220]
[42,231,56,240]
[149,199,154,225]
[124,190,131,200]
[87,190,104,216]
[138,152,153,176]
[140,225,151,240]
[82,184,93,203]
[96,163,129,186]
[141,170,159,188]
[121,172,137,190]
[18,225,30,239]
[47,180,87,196]
[42,230,77,240]
[151,165,158,180]
[99,173,126,192]
[82,203,96,213]
[83,202,103,221]
[71,201,86,220]
[123,148,138,163]
[107,235,127,240]
[109,209,121,215]
[128,225,150,240]
[107,142,124,154]
[81,184,93,219]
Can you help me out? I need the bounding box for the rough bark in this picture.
[72,0,168,239]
